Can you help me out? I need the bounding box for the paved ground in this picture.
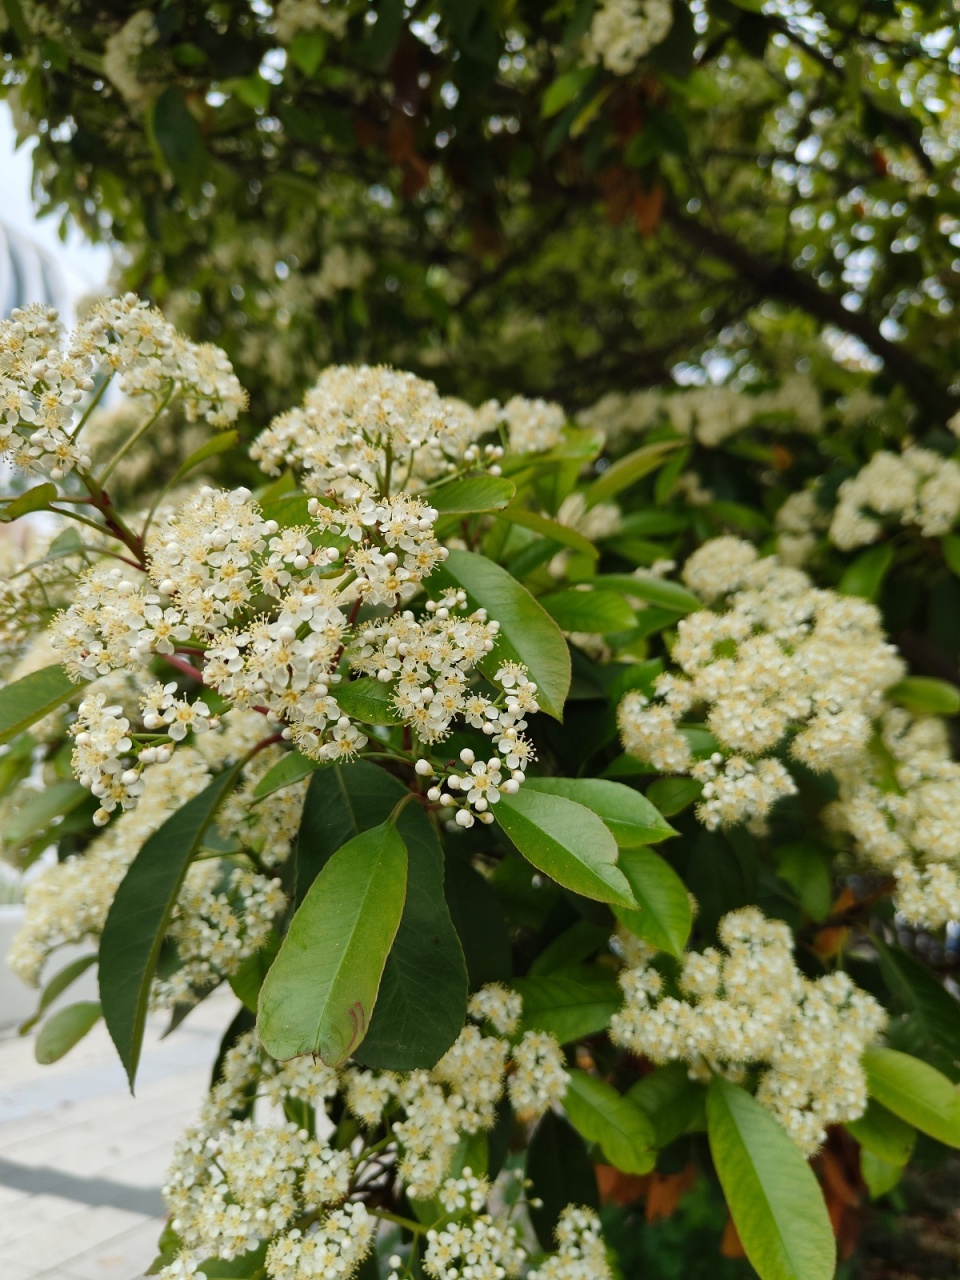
[0,989,233,1280]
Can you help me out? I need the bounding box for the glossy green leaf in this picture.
[527,920,610,976]
[563,1069,656,1174]
[258,818,408,1065]
[251,749,320,801]
[526,1112,599,1250]
[148,86,206,199]
[613,846,692,957]
[524,777,675,847]
[706,1077,835,1280]
[20,953,97,1035]
[429,474,516,513]
[196,1241,269,1278]
[495,787,635,907]
[863,1045,960,1146]
[584,439,683,504]
[335,677,403,726]
[875,938,960,1069]
[1,482,57,520]
[846,1100,916,1167]
[596,572,702,613]
[430,549,571,719]
[859,1150,905,1199]
[497,507,598,558]
[646,776,702,816]
[837,543,893,601]
[100,766,242,1087]
[539,588,636,633]
[0,663,84,746]
[513,965,623,1043]
[886,676,960,716]
[35,1000,102,1064]
[293,762,469,1066]
[541,66,596,117]
[169,430,240,486]
[228,931,282,1014]
[629,1062,707,1146]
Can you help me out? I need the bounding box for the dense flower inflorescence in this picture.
[0,296,244,481]
[619,538,904,829]
[830,446,960,548]
[582,0,674,74]
[611,911,886,1153]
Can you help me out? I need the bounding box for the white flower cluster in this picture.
[775,488,829,566]
[0,296,245,482]
[477,394,567,456]
[582,0,674,75]
[825,708,960,929]
[830,446,960,549]
[250,365,484,495]
[619,538,905,830]
[272,0,349,44]
[9,720,295,1001]
[610,910,886,1154]
[102,10,158,108]
[159,991,575,1279]
[578,374,821,451]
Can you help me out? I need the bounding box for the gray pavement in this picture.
[0,989,233,1279]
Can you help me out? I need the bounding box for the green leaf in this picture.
[523,777,675,847]
[863,1045,960,1146]
[293,761,468,1065]
[886,676,960,716]
[497,507,599,559]
[706,1077,835,1280]
[495,787,635,908]
[430,549,571,719]
[875,938,960,1069]
[539,588,636,633]
[859,1150,905,1199]
[593,572,701,613]
[99,766,242,1087]
[941,533,960,577]
[170,430,240,486]
[838,543,893,601]
[646,776,702,816]
[613,847,692,958]
[257,818,408,1065]
[1,482,57,520]
[20,953,97,1035]
[526,1111,599,1251]
[288,28,327,74]
[513,965,623,1043]
[429,474,516,513]
[228,931,282,1013]
[251,749,319,801]
[563,1069,655,1174]
[5,779,89,845]
[775,841,833,922]
[541,66,597,117]
[147,86,206,200]
[444,851,512,989]
[0,663,85,746]
[528,920,610,976]
[584,439,682,504]
[335,677,403,726]
[846,1100,916,1167]
[197,1241,269,1278]
[629,1062,707,1146]
[35,1000,102,1064]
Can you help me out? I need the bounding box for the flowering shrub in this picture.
[3,294,960,1280]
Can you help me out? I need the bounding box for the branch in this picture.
[664,202,959,421]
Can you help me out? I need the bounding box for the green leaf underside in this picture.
[429,549,571,720]
[258,818,409,1065]
[0,663,85,746]
[99,767,242,1088]
[295,763,467,1066]
[706,1078,835,1280]
[495,787,635,908]
[35,1001,102,1064]
[863,1046,960,1147]
[563,1069,656,1174]
[335,677,403,725]
[429,474,516,513]
[513,965,623,1043]
[539,589,636,633]
[613,846,692,957]
[523,777,675,846]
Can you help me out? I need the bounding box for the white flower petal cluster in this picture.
[527,1207,612,1280]
[825,707,960,928]
[477,394,567,456]
[250,364,485,495]
[775,488,829,566]
[619,539,905,829]
[0,296,245,481]
[423,1215,525,1279]
[507,1030,569,1120]
[830,446,960,549]
[582,0,674,75]
[102,10,158,108]
[272,0,349,45]
[610,909,886,1154]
